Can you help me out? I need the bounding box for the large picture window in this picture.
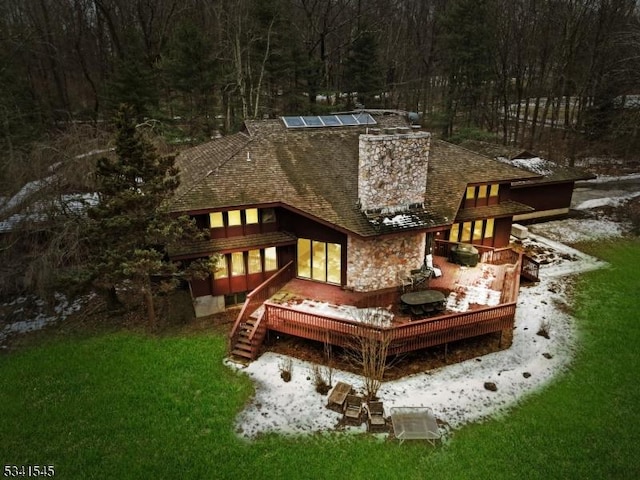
[449,218,495,243]
[297,238,342,284]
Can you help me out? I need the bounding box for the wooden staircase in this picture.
[230,312,267,362]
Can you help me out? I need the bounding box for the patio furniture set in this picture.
[326,382,442,443]
[326,382,389,432]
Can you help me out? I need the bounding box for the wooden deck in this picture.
[229,246,523,361]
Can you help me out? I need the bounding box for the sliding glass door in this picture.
[297,238,341,284]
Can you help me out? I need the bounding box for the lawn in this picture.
[1,240,639,479]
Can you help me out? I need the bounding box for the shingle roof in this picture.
[500,156,596,185]
[424,141,540,224]
[170,115,541,238]
[458,139,596,184]
[169,231,297,259]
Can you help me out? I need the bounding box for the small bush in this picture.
[309,364,332,394]
[537,319,551,339]
[278,357,293,382]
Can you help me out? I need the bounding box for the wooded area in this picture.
[2,0,639,156]
[1,0,639,309]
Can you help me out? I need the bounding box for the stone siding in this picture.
[346,233,426,292]
[358,131,430,213]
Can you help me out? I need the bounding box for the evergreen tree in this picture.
[86,104,208,328]
[344,30,384,109]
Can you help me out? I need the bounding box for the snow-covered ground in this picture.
[227,215,621,440]
[0,293,90,346]
[228,232,606,439]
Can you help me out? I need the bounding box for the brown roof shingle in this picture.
[170,115,541,237]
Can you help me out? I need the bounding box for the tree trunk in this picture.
[142,278,157,330]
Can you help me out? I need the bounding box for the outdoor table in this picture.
[400,290,446,317]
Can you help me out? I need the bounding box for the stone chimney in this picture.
[358,129,431,213]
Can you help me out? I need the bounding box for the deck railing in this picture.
[521,254,540,281]
[229,261,295,350]
[434,240,520,266]
[264,301,517,356]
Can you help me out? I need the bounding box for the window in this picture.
[213,256,228,279]
[312,241,327,282]
[245,208,259,224]
[297,239,311,278]
[297,238,341,284]
[247,249,262,274]
[485,218,494,238]
[460,222,472,242]
[231,252,245,276]
[477,185,487,199]
[449,223,459,242]
[449,218,496,243]
[466,186,475,200]
[490,184,500,197]
[227,210,242,226]
[327,243,341,284]
[209,212,224,228]
[264,247,277,271]
[262,208,276,223]
[473,220,483,241]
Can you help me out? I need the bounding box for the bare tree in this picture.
[345,309,392,400]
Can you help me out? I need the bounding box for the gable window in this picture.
[209,212,224,228]
[227,210,242,226]
[245,208,259,224]
[209,208,275,230]
[464,183,499,208]
[262,208,276,223]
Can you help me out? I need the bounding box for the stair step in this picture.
[231,348,254,359]
[234,343,253,352]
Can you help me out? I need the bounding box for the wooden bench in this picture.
[326,382,352,412]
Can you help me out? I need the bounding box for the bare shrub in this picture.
[537,319,551,339]
[309,364,332,394]
[278,357,293,382]
[345,309,392,400]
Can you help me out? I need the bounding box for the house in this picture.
[496,151,596,222]
[168,112,540,318]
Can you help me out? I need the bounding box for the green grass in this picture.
[1,239,639,479]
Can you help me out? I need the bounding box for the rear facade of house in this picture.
[168,113,541,317]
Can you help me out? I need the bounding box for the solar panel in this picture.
[320,115,342,126]
[301,116,324,126]
[282,116,305,128]
[336,114,358,126]
[354,112,376,125]
[281,113,377,128]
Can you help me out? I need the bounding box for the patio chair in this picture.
[343,394,364,426]
[366,401,388,433]
[425,254,442,278]
[396,270,414,292]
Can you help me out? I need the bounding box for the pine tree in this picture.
[86,104,208,328]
